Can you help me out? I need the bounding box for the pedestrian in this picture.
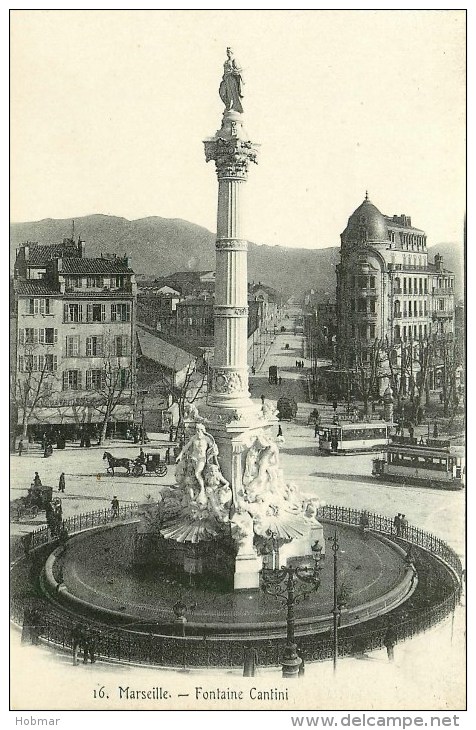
[393,513,401,537]
[72,623,85,665]
[243,646,258,677]
[314,423,319,438]
[433,423,439,438]
[33,472,42,488]
[83,629,97,664]
[111,496,119,518]
[251,365,256,375]
[277,425,283,438]
[408,423,414,440]
[400,514,408,537]
[439,391,444,404]
[278,376,282,386]
[18,438,24,457]
[261,394,265,405]
[383,624,397,662]
[30,607,42,645]
[332,399,338,413]
[169,425,175,442]
[165,447,171,465]
[58,472,66,493]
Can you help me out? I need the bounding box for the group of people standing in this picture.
[393,513,408,537]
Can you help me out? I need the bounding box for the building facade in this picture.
[12,239,137,438]
[336,195,455,368]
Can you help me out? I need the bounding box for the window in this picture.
[38,354,58,371]
[65,335,80,357]
[369,324,376,339]
[419,301,423,317]
[86,369,104,390]
[360,324,367,338]
[27,298,50,315]
[114,335,130,357]
[62,370,82,390]
[424,279,428,294]
[65,276,82,289]
[408,279,412,294]
[39,328,57,345]
[111,303,131,322]
[18,355,39,372]
[408,301,412,317]
[86,303,106,322]
[369,276,376,289]
[86,276,104,288]
[86,336,103,357]
[64,303,83,322]
[113,275,125,289]
[419,279,423,294]
[23,328,38,344]
[439,299,445,311]
[119,368,130,388]
[403,278,407,294]
[369,299,376,314]
[358,298,366,313]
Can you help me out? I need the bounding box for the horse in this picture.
[103,452,131,476]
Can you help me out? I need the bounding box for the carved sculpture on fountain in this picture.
[213,369,245,394]
[231,430,316,542]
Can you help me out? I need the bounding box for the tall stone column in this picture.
[204,110,259,416]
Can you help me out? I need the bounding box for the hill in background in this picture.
[9,214,464,301]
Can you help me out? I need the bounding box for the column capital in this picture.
[204,137,259,179]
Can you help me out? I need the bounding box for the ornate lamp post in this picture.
[329,530,346,673]
[261,541,323,678]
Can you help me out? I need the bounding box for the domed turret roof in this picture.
[342,193,388,244]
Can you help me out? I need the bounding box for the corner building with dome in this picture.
[335,194,455,373]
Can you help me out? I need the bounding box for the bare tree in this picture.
[11,346,58,439]
[439,334,463,419]
[92,358,134,445]
[353,338,385,415]
[155,356,208,441]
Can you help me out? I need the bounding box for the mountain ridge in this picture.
[10,214,464,300]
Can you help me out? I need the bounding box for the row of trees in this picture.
[11,345,208,446]
[328,332,463,422]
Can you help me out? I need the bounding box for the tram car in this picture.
[372,439,465,490]
[316,420,391,454]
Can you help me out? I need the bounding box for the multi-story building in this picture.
[336,194,455,369]
[12,238,137,439]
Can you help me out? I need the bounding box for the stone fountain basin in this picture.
[43,520,414,637]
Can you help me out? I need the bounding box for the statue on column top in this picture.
[219,47,244,114]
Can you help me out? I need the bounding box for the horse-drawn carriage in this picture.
[10,484,53,521]
[132,453,168,478]
[103,451,168,478]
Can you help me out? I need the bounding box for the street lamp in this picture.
[138,389,149,445]
[328,530,346,673]
[261,540,323,678]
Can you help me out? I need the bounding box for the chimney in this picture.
[434,254,443,272]
[78,236,86,257]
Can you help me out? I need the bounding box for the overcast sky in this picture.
[10,9,465,249]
